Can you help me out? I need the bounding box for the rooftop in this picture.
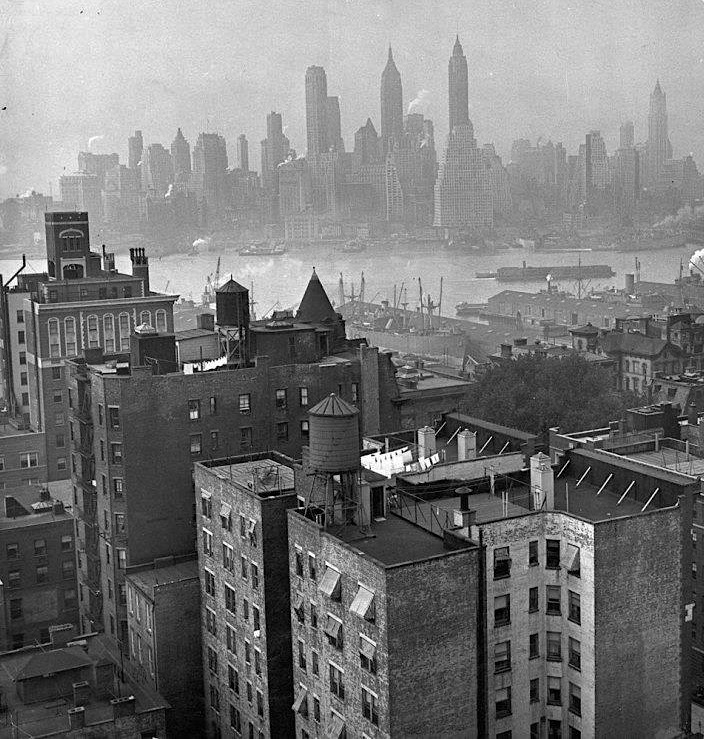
[127,558,199,596]
[175,327,216,341]
[0,480,73,530]
[201,456,296,497]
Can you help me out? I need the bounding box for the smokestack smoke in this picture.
[407,89,430,115]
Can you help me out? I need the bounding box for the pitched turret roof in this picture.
[309,393,359,417]
[296,268,337,324]
[216,277,248,294]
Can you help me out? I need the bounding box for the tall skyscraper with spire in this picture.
[646,80,672,190]
[380,46,403,154]
[305,66,329,156]
[448,36,470,133]
[170,128,191,184]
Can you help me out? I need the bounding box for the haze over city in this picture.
[1,0,704,197]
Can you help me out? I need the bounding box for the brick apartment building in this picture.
[125,555,202,738]
[67,271,400,664]
[0,481,78,651]
[0,211,176,483]
[194,452,300,739]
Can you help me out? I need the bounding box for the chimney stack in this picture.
[688,401,698,427]
[500,343,513,358]
[129,247,150,296]
[457,429,477,460]
[530,452,554,510]
[417,426,436,460]
[453,486,477,532]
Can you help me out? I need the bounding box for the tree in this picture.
[461,355,643,434]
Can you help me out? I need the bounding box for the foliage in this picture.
[461,355,643,434]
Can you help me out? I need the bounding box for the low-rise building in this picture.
[0,480,78,651]
[125,555,203,738]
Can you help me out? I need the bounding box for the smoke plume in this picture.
[653,204,704,228]
[87,135,104,150]
[407,89,430,114]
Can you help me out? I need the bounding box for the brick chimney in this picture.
[417,426,436,460]
[457,429,476,460]
[129,247,150,296]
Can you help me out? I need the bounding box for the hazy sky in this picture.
[1,0,703,198]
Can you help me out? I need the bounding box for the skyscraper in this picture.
[326,97,345,152]
[353,118,380,165]
[191,133,229,221]
[128,130,143,172]
[448,36,470,133]
[380,46,403,154]
[141,143,173,197]
[170,128,191,184]
[260,112,291,202]
[237,133,249,171]
[646,80,672,190]
[620,120,635,149]
[305,66,329,156]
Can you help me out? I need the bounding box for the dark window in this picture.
[239,394,251,414]
[240,427,252,449]
[495,687,511,718]
[547,631,562,661]
[547,677,562,705]
[530,678,539,703]
[10,598,22,619]
[299,387,308,406]
[529,632,539,659]
[569,682,581,716]
[188,399,201,421]
[494,594,510,626]
[546,585,561,615]
[275,388,287,409]
[190,434,202,455]
[546,539,561,569]
[111,443,123,464]
[529,539,538,565]
[568,637,581,670]
[529,586,538,613]
[51,366,61,379]
[211,431,219,449]
[494,640,511,672]
[108,406,120,429]
[568,590,581,624]
[493,546,510,579]
[276,422,288,441]
[301,420,309,438]
[362,687,379,726]
[210,396,217,415]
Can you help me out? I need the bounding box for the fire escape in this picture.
[72,363,103,631]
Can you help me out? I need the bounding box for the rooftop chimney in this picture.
[500,343,513,358]
[68,707,86,729]
[688,401,698,427]
[417,426,436,460]
[457,429,477,460]
[129,247,150,296]
[530,452,554,510]
[453,486,477,535]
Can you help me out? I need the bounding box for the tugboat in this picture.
[239,241,287,257]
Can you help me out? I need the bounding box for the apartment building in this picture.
[194,452,299,738]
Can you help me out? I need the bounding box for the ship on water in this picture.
[239,241,287,257]
[495,262,615,282]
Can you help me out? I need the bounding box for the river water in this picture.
[6,240,696,318]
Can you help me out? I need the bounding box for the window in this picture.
[256,689,264,718]
[140,310,152,326]
[103,314,115,352]
[8,570,19,589]
[241,555,248,580]
[324,614,343,650]
[61,535,73,552]
[156,309,167,333]
[119,312,130,351]
[310,601,318,628]
[10,599,22,619]
[295,549,304,577]
[21,452,38,469]
[495,686,511,718]
[201,492,212,518]
[190,434,202,455]
[494,594,510,626]
[276,422,289,441]
[225,584,236,613]
[57,457,67,471]
[209,684,220,713]
[529,539,538,565]
[254,648,261,676]
[16,309,23,324]
[530,677,539,703]
[298,639,307,670]
[208,646,218,674]
[547,676,562,705]
[20,372,27,386]
[19,351,26,366]
[34,538,46,556]
[547,631,562,661]
[529,632,539,659]
[36,565,48,583]
[206,607,217,636]
[568,590,581,624]
[301,420,310,438]
[223,543,234,572]
[569,637,581,670]
[319,565,341,600]
[188,399,201,421]
[362,687,379,726]
[87,314,99,348]
[546,585,561,615]
[17,330,25,344]
[202,529,213,556]
[204,569,216,597]
[546,539,560,569]
[569,682,581,716]
[220,503,231,530]
[55,412,64,426]
[565,543,581,577]
[56,433,65,448]
[108,406,120,429]
[253,605,260,631]
[251,562,259,589]
[360,635,377,674]
[48,318,61,357]
[64,588,77,609]
[113,478,124,497]
[114,513,126,533]
[228,664,239,694]
[62,560,75,579]
[226,624,236,654]
[308,553,317,580]
[111,443,123,464]
[239,394,251,414]
[569,728,581,739]
[117,548,126,569]
[240,427,252,449]
[329,663,345,700]
[243,599,249,621]
[351,382,358,403]
[494,640,511,672]
[7,542,18,559]
[312,649,320,676]
[100,440,106,462]
[245,641,251,665]
[299,387,308,406]
[493,546,510,579]
[275,388,287,409]
[529,586,538,613]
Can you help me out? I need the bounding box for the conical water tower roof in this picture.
[309,393,358,417]
[217,277,248,294]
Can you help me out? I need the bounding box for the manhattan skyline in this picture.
[1,0,703,197]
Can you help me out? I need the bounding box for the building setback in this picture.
[195,452,300,739]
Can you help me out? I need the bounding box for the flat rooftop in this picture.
[128,559,199,595]
[0,480,73,530]
[204,457,296,496]
[328,513,456,566]
[0,642,167,737]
